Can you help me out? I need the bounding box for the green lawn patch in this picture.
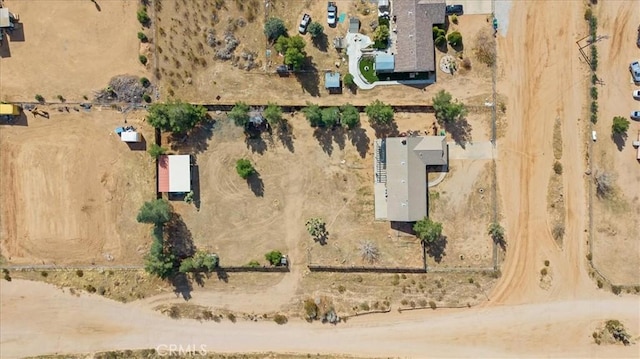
[358,57,379,83]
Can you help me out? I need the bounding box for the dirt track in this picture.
[1,1,640,358]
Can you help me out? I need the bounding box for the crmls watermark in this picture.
[156,344,208,356]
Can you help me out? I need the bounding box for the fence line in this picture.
[1,265,289,274]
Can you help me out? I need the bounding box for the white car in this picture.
[633,90,640,99]
[592,130,597,141]
[631,61,640,83]
[631,111,640,120]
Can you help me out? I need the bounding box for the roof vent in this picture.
[401,139,407,145]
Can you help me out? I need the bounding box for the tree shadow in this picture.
[91,0,102,11]
[246,171,264,197]
[313,33,329,52]
[170,118,215,154]
[372,121,399,138]
[295,71,320,97]
[425,236,447,263]
[0,111,28,126]
[191,271,209,287]
[435,42,448,53]
[0,39,11,58]
[493,236,507,252]
[348,126,370,158]
[245,131,268,154]
[170,272,193,301]
[313,127,334,155]
[126,134,147,151]
[443,118,472,149]
[165,213,196,259]
[332,126,346,151]
[450,42,464,52]
[276,120,295,153]
[215,268,229,283]
[612,133,627,152]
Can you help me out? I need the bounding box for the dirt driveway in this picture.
[0,109,154,265]
[0,0,146,103]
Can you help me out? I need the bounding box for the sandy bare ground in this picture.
[0,0,146,103]
[1,279,638,359]
[1,1,639,358]
[0,110,155,265]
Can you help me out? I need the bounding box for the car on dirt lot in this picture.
[631,111,640,120]
[446,4,464,16]
[327,2,337,27]
[592,130,597,141]
[633,90,640,99]
[631,61,640,83]
[299,13,311,34]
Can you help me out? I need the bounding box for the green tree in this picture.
[308,21,324,38]
[263,103,283,127]
[488,222,506,247]
[343,73,355,88]
[179,250,218,273]
[305,217,327,240]
[265,250,283,266]
[137,31,148,42]
[236,159,256,179]
[447,31,463,47]
[137,8,150,25]
[228,101,250,127]
[434,35,446,48]
[264,17,287,42]
[374,25,390,44]
[137,199,172,224]
[284,47,306,71]
[147,143,167,159]
[340,104,360,129]
[144,226,176,279]
[273,35,305,54]
[146,101,207,134]
[365,99,394,126]
[432,26,446,39]
[611,116,630,135]
[432,90,467,124]
[321,107,340,128]
[303,103,323,127]
[413,217,443,245]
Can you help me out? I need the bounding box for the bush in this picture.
[143,94,152,103]
[321,107,340,128]
[302,103,323,127]
[446,31,462,47]
[139,55,148,65]
[236,159,255,179]
[179,250,219,273]
[450,14,458,24]
[359,302,370,311]
[611,285,622,295]
[612,116,630,135]
[432,26,445,39]
[137,8,150,25]
[247,260,260,268]
[591,74,598,85]
[429,301,437,309]
[273,314,288,325]
[474,28,496,66]
[434,35,447,48]
[85,284,97,293]
[597,279,603,288]
[553,161,563,175]
[3,272,10,281]
[590,86,598,100]
[140,77,151,87]
[584,7,593,21]
[544,260,550,267]
[590,46,598,71]
[590,101,598,115]
[227,313,236,322]
[137,31,148,42]
[400,299,409,306]
[418,299,427,307]
[586,253,593,261]
[468,278,474,284]
[263,102,283,127]
[264,250,283,266]
[137,199,172,224]
[343,73,355,88]
[35,94,45,103]
[228,101,251,127]
[147,143,166,159]
[365,99,394,126]
[264,17,286,42]
[76,269,84,277]
[432,90,467,124]
[540,267,548,276]
[337,285,346,293]
[56,94,65,102]
[308,21,324,38]
[304,299,319,320]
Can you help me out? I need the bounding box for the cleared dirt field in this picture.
[0,0,146,103]
[427,161,495,269]
[154,0,492,106]
[0,109,155,265]
[589,1,640,285]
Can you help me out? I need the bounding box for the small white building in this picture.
[120,131,141,143]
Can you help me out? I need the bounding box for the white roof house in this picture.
[158,155,191,193]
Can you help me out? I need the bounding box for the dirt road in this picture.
[491,0,595,304]
[1,279,638,359]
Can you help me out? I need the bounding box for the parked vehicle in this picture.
[631,111,640,120]
[631,61,640,83]
[633,89,640,99]
[591,130,597,141]
[298,13,311,34]
[446,4,464,16]
[327,2,337,27]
